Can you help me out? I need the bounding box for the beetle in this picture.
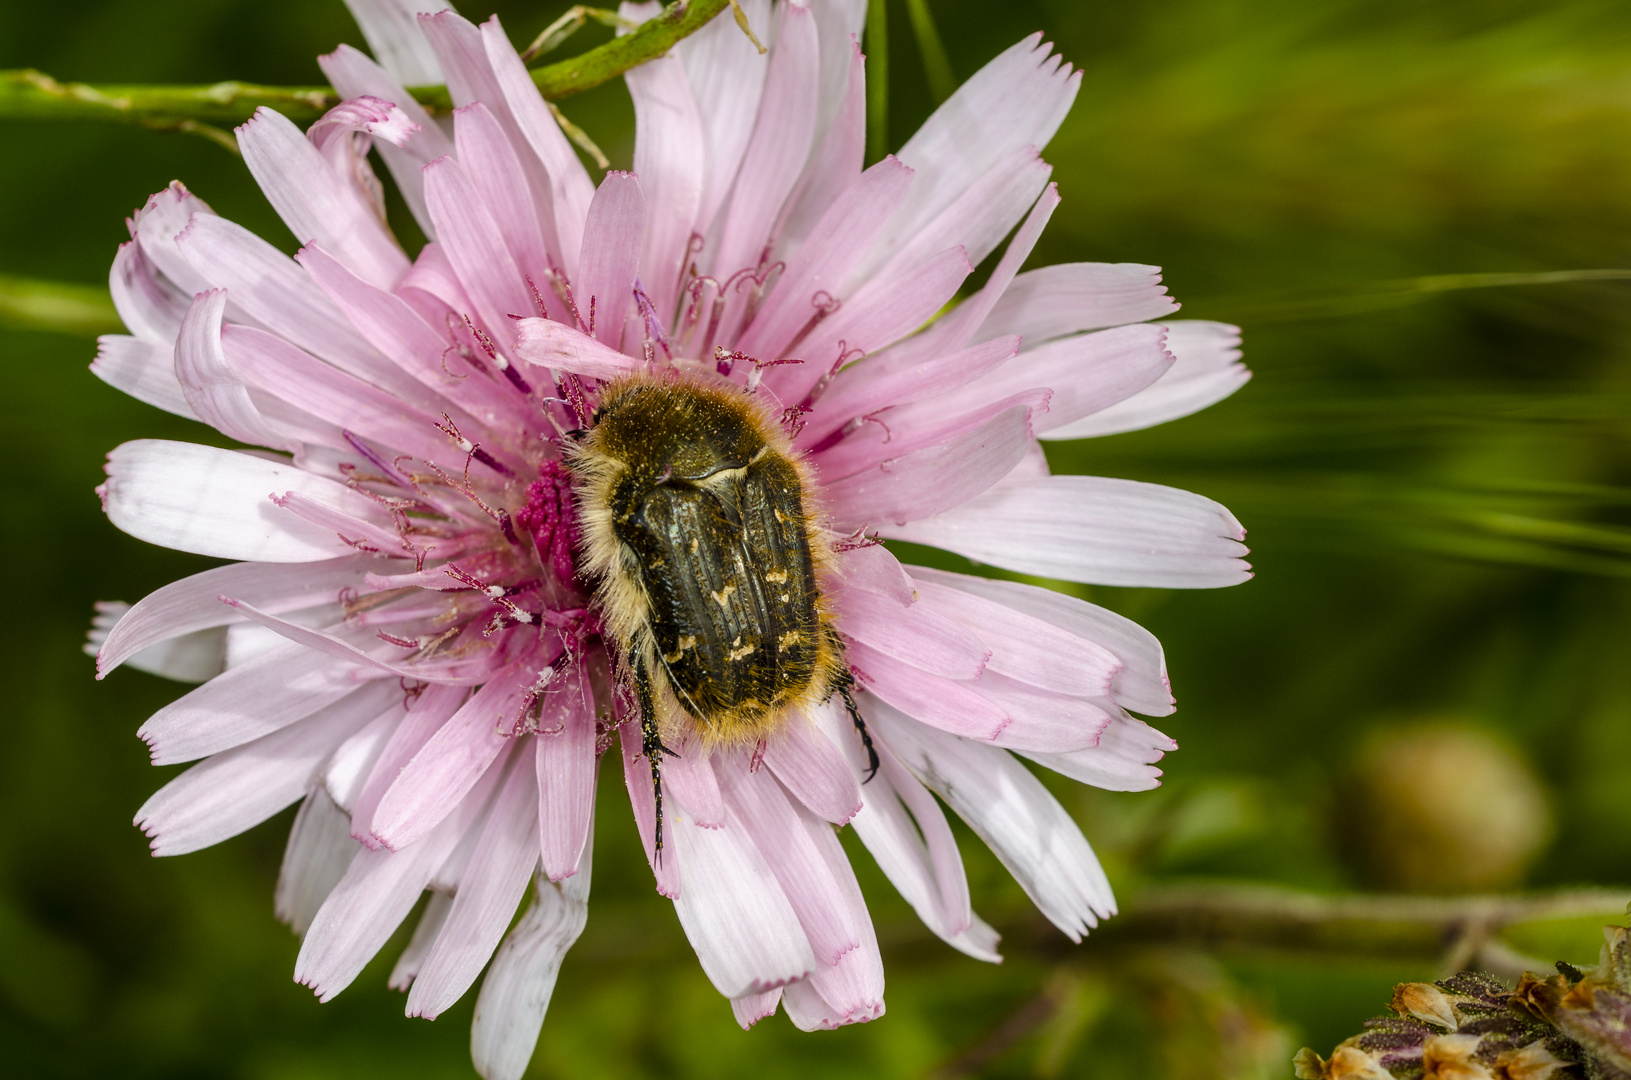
[570,369,873,851]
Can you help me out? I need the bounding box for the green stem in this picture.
[0,275,122,337]
[903,0,956,103]
[0,0,729,132]
[865,0,890,164]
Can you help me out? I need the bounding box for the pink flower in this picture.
[86,2,1251,1076]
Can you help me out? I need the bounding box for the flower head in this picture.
[88,2,1250,1076]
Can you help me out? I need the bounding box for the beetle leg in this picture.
[630,652,678,856]
[836,671,880,784]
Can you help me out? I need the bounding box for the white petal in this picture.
[868,700,1115,940]
[670,807,815,998]
[1019,711,1176,792]
[680,0,772,234]
[978,262,1179,346]
[276,787,361,935]
[174,290,295,451]
[881,474,1252,588]
[341,0,452,88]
[1042,321,1250,439]
[470,836,593,1080]
[91,335,195,419]
[388,889,453,990]
[100,440,382,563]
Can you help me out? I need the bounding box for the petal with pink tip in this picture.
[101,440,378,563]
[969,673,1112,754]
[134,680,399,856]
[1042,321,1250,440]
[236,107,408,290]
[910,567,1173,716]
[535,663,596,881]
[409,756,541,1019]
[92,335,195,420]
[663,727,726,829]
[513,317,640,381]
[979,263,1180,346]
[731,990,782,1030]
[827,540,916,607]
[109,240,188,344]
[882,475,1252,589]
[1019,711,1176,792]
[868,699,1116,940]
[670,808,815,998]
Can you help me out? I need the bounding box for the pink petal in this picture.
[813,387,1048,482]
[421,155,531,351]
[98,556,382,678]
[762,706,861,825]
[236,107,409,290]
[1019,711,1175,792]
[618,719,680,898]
[663,727,726,829]
[409,756,541,1018]
[716,760,863,967]
[481,17,595,277]
[627,51,705,326]
[821,404,1033,528]
[773,246,971,404]
[909,576,1120,699]
[829,540,916,606]
[576,171,646,348]
[513,317,640,381]
[831,581,990,680]
[352,682,468,845]
[669,808,815,998]
[680,0,770,233]
[86,602,223,683]
[867,699,1115,940]
[991,323,1174,435]
[1042,321,1250,440]
[138,637,375,765]
[220,598,486,684]
[731,989,781,1030]
[108,239,188,344]
[792,800,884,1029]
[534,662,596,881]
[92,334,195,420]
[845,640,1007,742]
[275,788,358,935]
[174,290,294,451]
[803,335,1018,447]
[911,567,1174,716]
[710,1,820,291]
[129,181,215,298]
[969,673,1112,754]
[453,103,553,305]
[295,743,510,1001]
[882,184,1060,368]
[101,440,374,562]
[319,44,455,239]
[882,475,1252,588]
[135,680,399,855]
[978,262,1179,346]
[739,155,914,361]
[859,34,1079,282]
[370,656,542,849]
[774,36,865,257]
[470,855,592,1080]
[322,706,403,811]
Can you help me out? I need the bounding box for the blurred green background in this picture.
[4,0,1631,1076]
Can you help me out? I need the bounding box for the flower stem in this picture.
[0,275,122,337]
[0,0,729,131]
